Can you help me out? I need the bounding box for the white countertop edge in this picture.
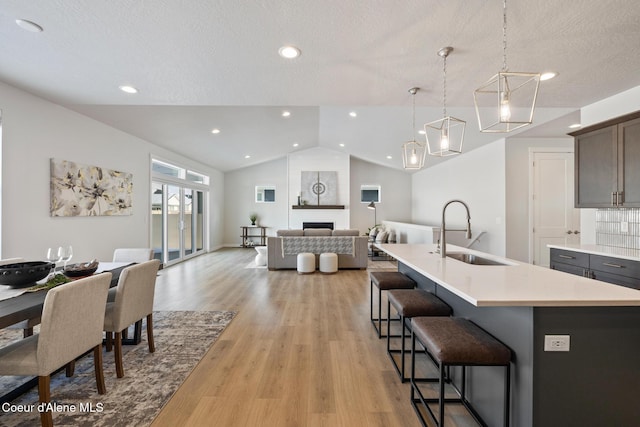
[377,243,640,308]
[547,244,640,262]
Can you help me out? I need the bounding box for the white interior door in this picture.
[531,151,581,267]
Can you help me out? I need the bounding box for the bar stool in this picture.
[410,317,512,427]
[387,289,452,382]
[369,271,415,338]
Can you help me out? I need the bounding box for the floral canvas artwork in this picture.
[50,159,133,216]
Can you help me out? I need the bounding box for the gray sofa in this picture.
[267,229,368,270]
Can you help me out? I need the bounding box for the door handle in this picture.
[612,192,616,207]
[566,230,573,234]
[573,230,580,234]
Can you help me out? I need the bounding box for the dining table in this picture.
[0,262,135,404]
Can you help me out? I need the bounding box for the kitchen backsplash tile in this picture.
[595,209,640,249]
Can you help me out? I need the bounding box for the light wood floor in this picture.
[150,248,463,427]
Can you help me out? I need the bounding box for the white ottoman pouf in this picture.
[254,246,267,266]
[319,252,338,274]
[297,252,315,274]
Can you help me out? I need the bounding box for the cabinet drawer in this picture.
[590,270,640,290]
[550,262,587,277]
[550,249,589,268]
[589,255,640,278]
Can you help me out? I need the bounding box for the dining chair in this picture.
[104,259,161,378]
[1,257,41,338]
[0,273,112,427]
[112,247,154,263]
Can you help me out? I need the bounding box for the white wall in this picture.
[505,137,574,262]
[0,81,224,261]
[578,85,640,243]
[411,140,506,256]
[349,157,411,235]
[223,157,288,246]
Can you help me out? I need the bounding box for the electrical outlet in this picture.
[544,335,570,352]
[621,221,629,233]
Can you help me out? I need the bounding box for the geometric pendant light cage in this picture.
[402,87,427,169]
[473,0,540,133]
[425,46,465,157]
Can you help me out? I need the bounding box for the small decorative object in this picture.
[249,214,257,226]
[63,260,99,277]
[297,194,301,205]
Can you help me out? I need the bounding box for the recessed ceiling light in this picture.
[418,130,426,135]
[119,85,138,94]
[244,155,251,159]
[339,143,345,147]
[211,128,221,134]
[278,45,301,59]
[15,19,43,33]
[386,155,393,159]
[349,111,357,118]
[292,143,299,147]
[540,71,558,81]
[282,111,291,117]
[569,123,582,129]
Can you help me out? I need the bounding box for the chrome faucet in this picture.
[438,199,472,258]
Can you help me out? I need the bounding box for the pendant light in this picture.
[402,87,427,170]
[473,0,540,133]
[425,47,465,157]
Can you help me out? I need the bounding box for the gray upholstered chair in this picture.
[104,259,161,378]
[112,247,154,263]
[2,257,41,337]
[0,273,111,427]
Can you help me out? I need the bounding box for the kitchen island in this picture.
[377,243,640,427]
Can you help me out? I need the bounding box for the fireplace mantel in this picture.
[291,205,345,209]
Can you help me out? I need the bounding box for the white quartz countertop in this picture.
[547,244,640,262]
[376,243,640,308]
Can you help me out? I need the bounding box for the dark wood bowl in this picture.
[63,263,98,277]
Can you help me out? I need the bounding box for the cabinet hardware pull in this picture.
[602,262,624,268]
[558,255,575,259]
[618,191,624,206]
[612,192,616,206]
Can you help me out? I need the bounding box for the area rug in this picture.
[0,310,235,427]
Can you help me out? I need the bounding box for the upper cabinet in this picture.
[572,111,640,208]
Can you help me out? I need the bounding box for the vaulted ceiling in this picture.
[1,1,638,171]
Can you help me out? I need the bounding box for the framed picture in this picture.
[50,158,133,216]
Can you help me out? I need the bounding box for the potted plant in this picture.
[249,214,257,226]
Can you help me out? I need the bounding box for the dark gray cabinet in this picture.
[550,248,640,290]
[572,112,640,208]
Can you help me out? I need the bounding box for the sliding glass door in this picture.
[151,159,209,265]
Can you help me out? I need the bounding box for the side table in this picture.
[240,226,267,248]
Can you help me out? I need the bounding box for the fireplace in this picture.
[303,222,334,230]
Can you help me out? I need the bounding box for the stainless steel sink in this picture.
[446,252,510,266]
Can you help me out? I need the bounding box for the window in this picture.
[256,185,276,203]
[360,185,381,203]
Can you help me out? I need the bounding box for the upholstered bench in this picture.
[387,289,452,382]
[410,317,512,427]
[369,271,415,338]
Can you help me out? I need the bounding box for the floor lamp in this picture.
[367,201,377,228]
